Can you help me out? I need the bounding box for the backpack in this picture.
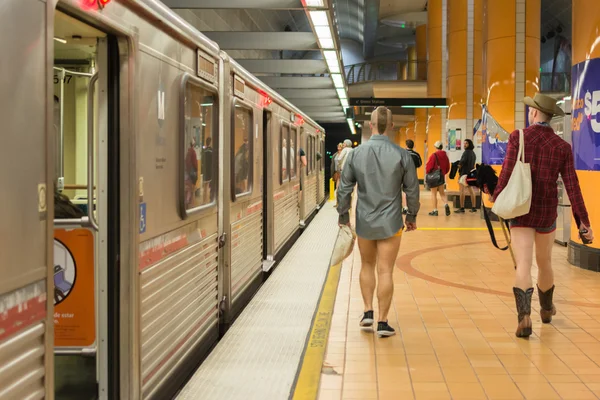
[409,150,422,168]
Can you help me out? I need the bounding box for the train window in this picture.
[280,123,290,183]
[290,127,297,179]
[181,76,218,217]
[233,103,253,198]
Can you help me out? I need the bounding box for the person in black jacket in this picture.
[402,139,422,214]
[456,139,477,213]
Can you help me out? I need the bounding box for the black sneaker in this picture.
[455,208,465,214]
[377,321,396,338]
[445,204,451,216]
[360,311,374,327]
[470,208,478,213]
[428,210,438,216]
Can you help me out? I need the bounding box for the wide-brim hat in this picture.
[523,93,565,117]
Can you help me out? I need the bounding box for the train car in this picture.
[0,0,325,399]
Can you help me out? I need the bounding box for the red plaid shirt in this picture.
[493,123,590,228]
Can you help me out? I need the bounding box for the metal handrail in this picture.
[345,60,428,84]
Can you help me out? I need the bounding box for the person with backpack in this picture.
[425,141,451,216]
[456,139,478,213]
[403,140,422,214]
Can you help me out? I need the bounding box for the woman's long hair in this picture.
[464,139,474,150]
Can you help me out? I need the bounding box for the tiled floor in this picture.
[318,191,600,400]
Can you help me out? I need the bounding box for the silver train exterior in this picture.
[0,0,326,399]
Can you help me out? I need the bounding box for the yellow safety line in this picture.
[292,263,342,400]
[419,227,501,231]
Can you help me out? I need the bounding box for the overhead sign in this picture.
[349,97,447,107]
[54,228,95,348]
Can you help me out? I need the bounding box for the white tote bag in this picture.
[330,225,356,266]
[491,129,532,219]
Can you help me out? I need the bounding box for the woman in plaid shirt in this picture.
[493,93,594,338]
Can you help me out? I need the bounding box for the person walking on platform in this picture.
[425,141,451,216]
[403,139,422,214]
[456,139,478,213]
[492,93,594,338]
[336,106,420,338]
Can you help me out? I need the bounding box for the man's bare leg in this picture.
[357,237,377,317]
[375,235,402,337]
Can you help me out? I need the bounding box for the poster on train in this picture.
[54,228,96,348]
[571,57,600,171]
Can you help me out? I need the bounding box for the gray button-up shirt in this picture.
[336,134,420,240]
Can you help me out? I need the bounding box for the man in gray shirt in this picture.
[337,106,420,337]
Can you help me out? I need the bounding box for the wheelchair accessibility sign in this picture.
[140,202,147,234]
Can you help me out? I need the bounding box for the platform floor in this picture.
[177,203,338,400]
[316,190,600,400]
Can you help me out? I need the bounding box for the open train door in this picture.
[0,0,55,398]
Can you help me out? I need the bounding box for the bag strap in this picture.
[482,205,511,251]
[517,129,525,163]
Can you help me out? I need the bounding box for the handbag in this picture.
[491,129,532,219]
[425,154,444,188]
[330,225,356,266]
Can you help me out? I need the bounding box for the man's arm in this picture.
[299,148,307,167]
[560,146,590,228]
[402,153,420,223]
[336,152,356,225]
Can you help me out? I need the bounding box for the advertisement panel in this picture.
[481,105,510,165]
[571,58,600,171]
[54,228,95,348]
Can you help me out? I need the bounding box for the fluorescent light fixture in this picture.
[435,105,449,108]
[315,26,332,40]
[365,112,372,115]
[54,37,67,44]
[309,10,329,26]
[336,88,347,99]
[323,50,337,61]
[401,105,433,108]
[305,0,325,6]
[331,73,344,88]
[347,118,356,134]
[326,58,340,73]
[340,98,349,108]
[318,38,335,49]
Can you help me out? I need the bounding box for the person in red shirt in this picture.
[493,93,594,338]
[425,141,451,216]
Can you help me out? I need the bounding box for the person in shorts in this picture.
[492,93,594,338]
[337,106,420,338]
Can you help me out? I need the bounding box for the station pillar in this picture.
[446,0,484,192]
[483,0,540,135]
[567,0,600,269]
[427,0,446,165]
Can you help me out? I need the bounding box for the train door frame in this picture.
[262,110,275,270]
[50,3,139,398]
[298,127,306,226]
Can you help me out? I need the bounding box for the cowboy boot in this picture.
[513,287,534,338]
[537,285,557,324]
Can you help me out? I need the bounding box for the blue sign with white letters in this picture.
[139,203,147,234]
[572,58,600,171]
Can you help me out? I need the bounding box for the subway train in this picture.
[1,0,326,399]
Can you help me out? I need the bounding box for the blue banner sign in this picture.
[572,58,600,170]
[481,105,510,165]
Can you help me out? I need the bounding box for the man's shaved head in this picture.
[370,106,393,135]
